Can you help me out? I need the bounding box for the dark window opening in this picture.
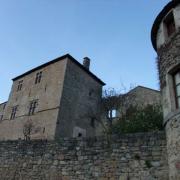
[45,84,47,92]
[164,11,176,37]
[89,91,92,96]
[89,89,94,97]
[43,127,45,133]
[91,118,95,128]
[78,133,82,137]
[17,80,23,91]
[28,100,38,115]
[35,71,42,84]
[10,106,18,120]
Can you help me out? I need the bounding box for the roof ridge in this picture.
[12,54,105,85]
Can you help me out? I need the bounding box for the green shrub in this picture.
[111,104,163,134]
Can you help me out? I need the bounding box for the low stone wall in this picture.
[0,132,168,180]
[166,112,180,180]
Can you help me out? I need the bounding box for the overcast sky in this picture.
[0,0,170,103]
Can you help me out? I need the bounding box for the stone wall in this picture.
[157,30,180,90]
[157,30,180,118]
[157,30,180,179]
[0,132,168,180]
[0,54,104,140]
[165,112,180,180]
[56,58,102,138]
[0,58,68,140]
[127,86,161,107]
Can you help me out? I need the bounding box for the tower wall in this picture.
[156,4,180,49]
[152,1,180,179]
[157,31,180,179]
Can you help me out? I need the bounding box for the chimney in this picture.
[83,57,90,70]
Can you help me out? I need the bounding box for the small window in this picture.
[89,89,94,97]
[90,118,95,128]
[78,133,82,137]
[28,100,38,115]
[164,11,176,38]
[3,103,6,110]
[174,71,180,108]
[108,109,117,119]
[35,71,42,84]
[17,80,23,91]
[10,106,18,120]
[89,91,92,96]
[0,115,3,121]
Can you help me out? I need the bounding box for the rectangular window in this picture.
[35,72,42,84]
[3,103,6,110]
[0,115,3,121]
[108,109,117,119]
[28,100,38,115]
[10,106,18,120]
[17,80,23,91]
[90,118,95,128]
[174,71,180,108]
[164,11,176,37]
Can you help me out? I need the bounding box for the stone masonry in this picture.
[0,132,168,180]
[151,1,180,179]
[0,54,105,140]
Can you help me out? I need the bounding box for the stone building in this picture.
[124,85,161,107]
[151,0,180,179]
[0,54,105,140]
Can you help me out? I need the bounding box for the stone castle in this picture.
[0,54,105,140]
[0,0,180,179]
[0,55,161,140]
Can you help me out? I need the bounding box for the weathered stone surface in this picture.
[156,30,180,180]
[0,132,168,180]
[0,55,104,140]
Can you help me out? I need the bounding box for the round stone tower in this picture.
[151,0,180,179]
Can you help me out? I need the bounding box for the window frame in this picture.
[163,11,176,38]
[173,70,180,109]
[28,100,38,115]
[17,80,23,91]
[10,106,18,120]
[108,109,117,119]
[90,118,95,128]
[35,71,42,84]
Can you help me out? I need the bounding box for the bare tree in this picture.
[102,88,119,126]
[23,120,34,141]
[79,85,137,139]
[101,86,136,127]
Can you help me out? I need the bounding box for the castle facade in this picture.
[0,54,105,140]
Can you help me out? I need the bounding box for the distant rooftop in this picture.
[128,85,160,94]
